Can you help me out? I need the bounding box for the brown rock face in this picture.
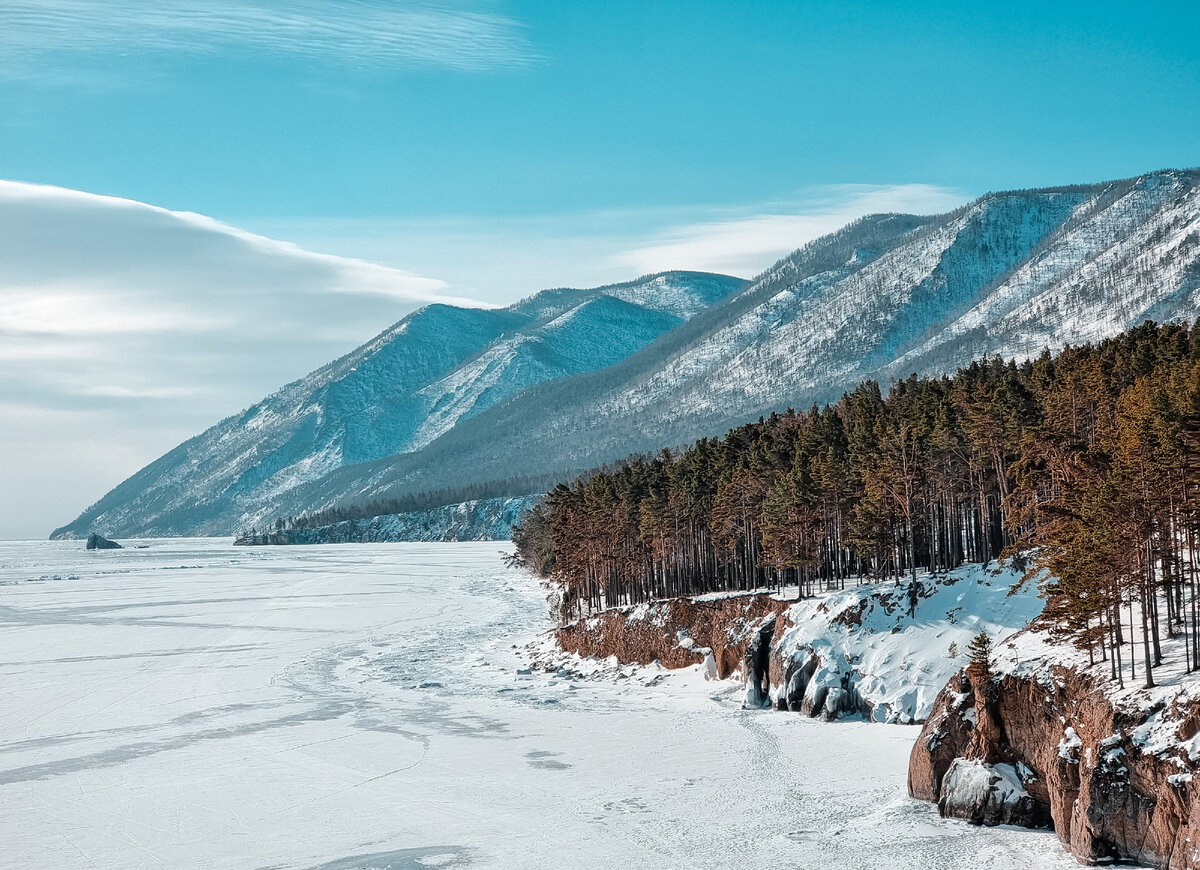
[909,664,1200,868]
[555,594,792,678]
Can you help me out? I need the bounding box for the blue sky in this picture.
[3,0,1197,293]
[1,0,1198,538]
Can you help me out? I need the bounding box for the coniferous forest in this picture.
[513,320,1200,688]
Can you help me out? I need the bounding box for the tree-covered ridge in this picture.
[516,320,1200,688]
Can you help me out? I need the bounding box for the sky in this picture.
[1,0,1198,538]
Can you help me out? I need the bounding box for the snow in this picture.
[0,540,1075,869]
[1058,727,1082,761]
[772,561,1045,722]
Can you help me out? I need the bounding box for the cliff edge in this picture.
[910,625,1200,867]
[551,562,1043,723]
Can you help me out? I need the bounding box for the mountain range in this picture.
[53,168,1200,539]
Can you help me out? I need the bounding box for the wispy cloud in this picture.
[613,184,971,279]
[0,0,538,76]
[251,184,972,302]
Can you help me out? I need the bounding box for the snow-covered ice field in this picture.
[0,539,1075,869]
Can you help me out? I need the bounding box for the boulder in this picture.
[938,759,1052,828]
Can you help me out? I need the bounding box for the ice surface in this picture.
[0,540,1075,869]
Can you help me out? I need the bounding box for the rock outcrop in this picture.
[85,533,122,550]
[555,594,792,679]
[556,590,878,720]
[909,657,1200,868]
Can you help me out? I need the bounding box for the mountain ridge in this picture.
[54,168,1200,539]
[262,169,1200,520]
[52,270,747,538]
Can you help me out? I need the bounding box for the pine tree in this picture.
[967,631,993,679]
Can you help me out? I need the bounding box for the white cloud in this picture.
[614,184,970,278]
[0,0,537,76]
[0,179,483,539]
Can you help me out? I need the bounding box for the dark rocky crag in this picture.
[909,658,1200,868]
[85,533,122,550]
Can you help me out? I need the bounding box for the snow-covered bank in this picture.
[0,541,1073,869]
[910,610,1200,868]
[549,562,1045,724]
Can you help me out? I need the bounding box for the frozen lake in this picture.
[0,539,1074,869]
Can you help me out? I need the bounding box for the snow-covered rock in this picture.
[938,759,1049,828]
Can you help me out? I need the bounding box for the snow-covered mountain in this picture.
[52,272,745,538]
[56,169,1200,539]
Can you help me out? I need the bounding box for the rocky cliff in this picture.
[549,563,1200,867]
[909,632,1200,868]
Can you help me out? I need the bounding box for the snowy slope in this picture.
[53,272,745,538]
[771,563,1044,724]
[276,169,1200,518]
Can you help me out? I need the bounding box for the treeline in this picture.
[514,320,1200,688]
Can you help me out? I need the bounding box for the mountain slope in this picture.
[273,169,1200,517]
[52,272,745,538]
[56,169,1200,539]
